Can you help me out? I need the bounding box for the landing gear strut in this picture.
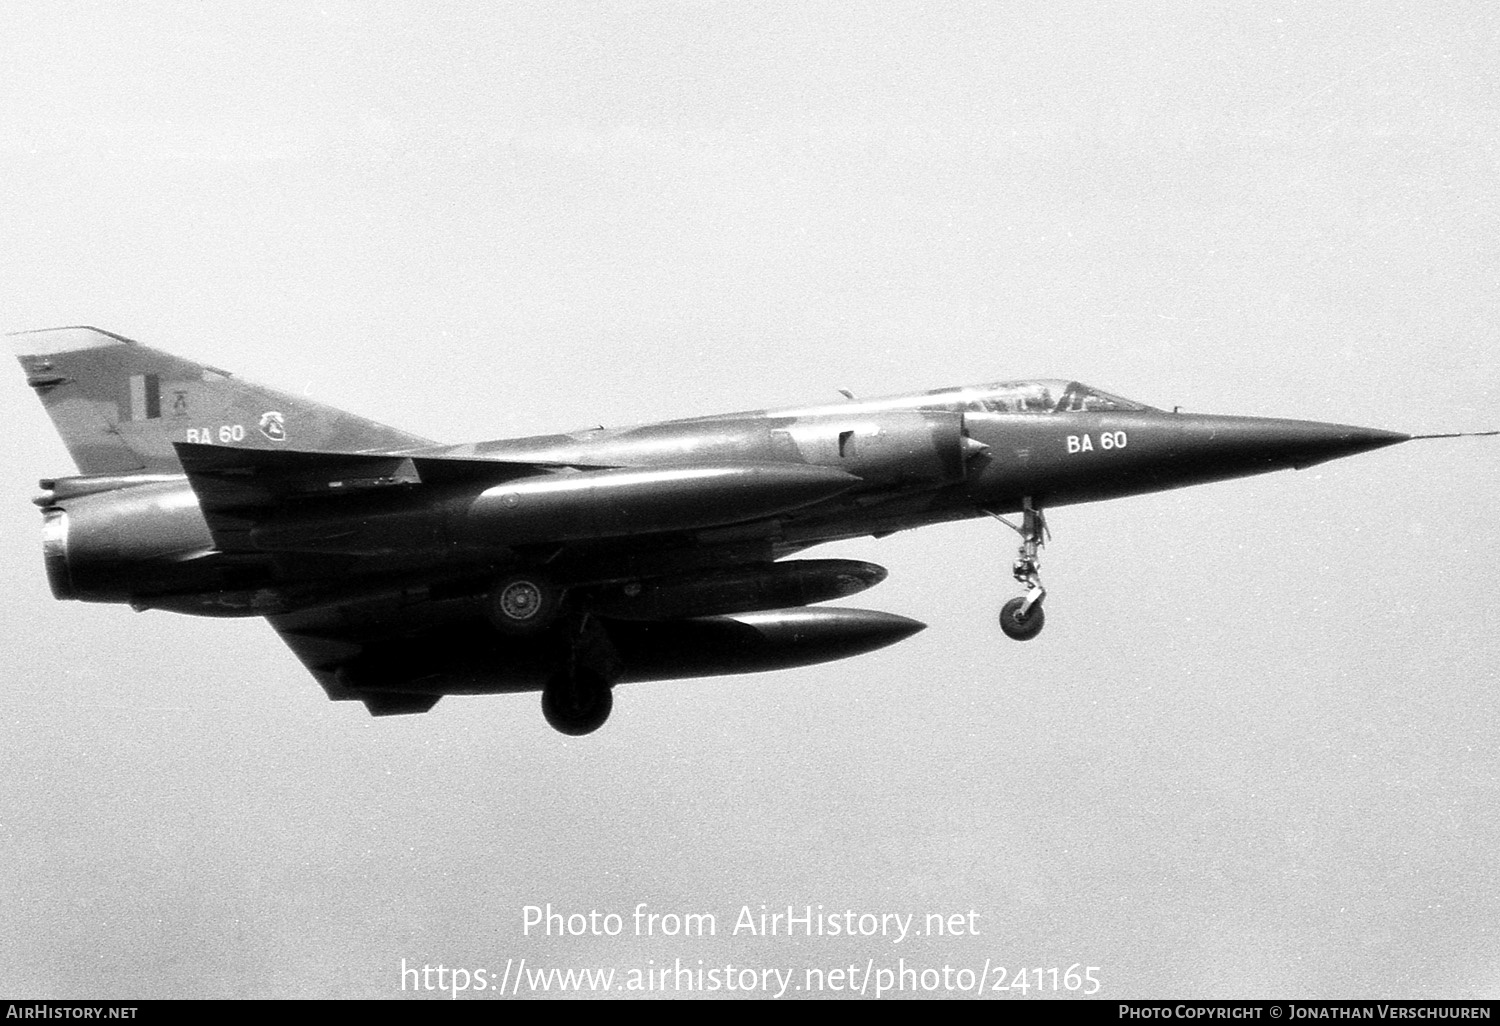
[988,498,1048,641]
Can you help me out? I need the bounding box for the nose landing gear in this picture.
[988,499,1048,641]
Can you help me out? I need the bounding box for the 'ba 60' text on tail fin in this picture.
[11,326,433,474]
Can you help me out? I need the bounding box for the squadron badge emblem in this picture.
[259,411,286,441]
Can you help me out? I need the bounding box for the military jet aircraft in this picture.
[13,326,1490,734]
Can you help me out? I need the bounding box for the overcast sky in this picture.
[2,1,1497,1000]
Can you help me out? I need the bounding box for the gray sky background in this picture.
[2,1,1497,999]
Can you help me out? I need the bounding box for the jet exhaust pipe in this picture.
[35,479,216,603]
[40,508,73,601]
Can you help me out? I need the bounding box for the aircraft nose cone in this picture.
[1175,416,1409,472]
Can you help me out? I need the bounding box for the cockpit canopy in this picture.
[964,379,1154,415]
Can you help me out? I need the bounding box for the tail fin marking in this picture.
[12,326,434,474]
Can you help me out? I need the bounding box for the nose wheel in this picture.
[988,499,1048,641]
[998,595,1045,641]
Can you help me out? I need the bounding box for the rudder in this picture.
[11,326,434,474]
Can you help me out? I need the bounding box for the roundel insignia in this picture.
[259,411,287,441]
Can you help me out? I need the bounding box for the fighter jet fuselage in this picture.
[15,327,1460,734]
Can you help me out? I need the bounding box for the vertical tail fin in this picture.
[11,326,434,474]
